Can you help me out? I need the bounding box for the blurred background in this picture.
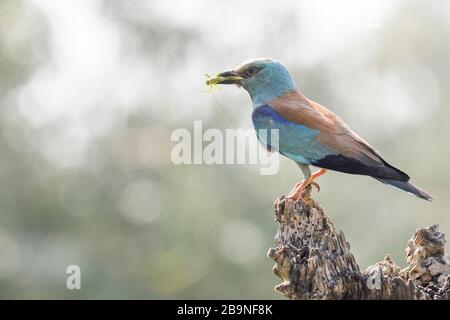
[0,0,449,299]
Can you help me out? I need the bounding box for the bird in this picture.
[206,58,433,202]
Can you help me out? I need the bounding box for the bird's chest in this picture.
[251,105,320,163]
[251,105,284,133]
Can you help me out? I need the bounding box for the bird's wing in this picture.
[270,92,410,181]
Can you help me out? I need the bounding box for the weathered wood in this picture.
[268,189,450,300]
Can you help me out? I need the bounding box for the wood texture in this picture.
[268,190,450,300]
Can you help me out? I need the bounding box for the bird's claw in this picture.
[284,187,307,203]
[286,181,303,198]
[285,181,320,203]
[276,171,324,209]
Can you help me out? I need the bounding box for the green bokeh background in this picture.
[0,0,449,298]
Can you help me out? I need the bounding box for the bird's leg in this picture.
[274,165,324,209]
[285,164,311,198]
[286,168,327,201]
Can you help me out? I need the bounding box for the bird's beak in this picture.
[206,70,244,86]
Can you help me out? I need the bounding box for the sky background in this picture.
[0,0,449,298]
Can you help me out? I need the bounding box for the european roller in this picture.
[206,58,433,202]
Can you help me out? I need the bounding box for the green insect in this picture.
[204,73,222,93]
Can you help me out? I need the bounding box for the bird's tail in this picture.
[376,178,434,201]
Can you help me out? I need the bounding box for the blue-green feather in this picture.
[252,105,336,164]
[241,60,297,106]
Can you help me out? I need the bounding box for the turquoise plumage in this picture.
[252,105,334,165]
[207,58,433,201]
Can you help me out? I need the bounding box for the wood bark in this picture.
[268,189,450,300]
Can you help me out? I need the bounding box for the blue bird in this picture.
[206,58,433,202]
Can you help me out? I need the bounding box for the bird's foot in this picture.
[276,169,326,209]
[286,183,311,202]
[274,182,319,211]
[287,168,327,202]
[286,181,303,198]
[286,180,319,198]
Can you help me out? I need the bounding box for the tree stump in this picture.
[267,189,450,300]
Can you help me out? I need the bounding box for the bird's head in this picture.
[206,58,298,106]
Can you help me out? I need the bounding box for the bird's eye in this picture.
[246,67,258,76]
